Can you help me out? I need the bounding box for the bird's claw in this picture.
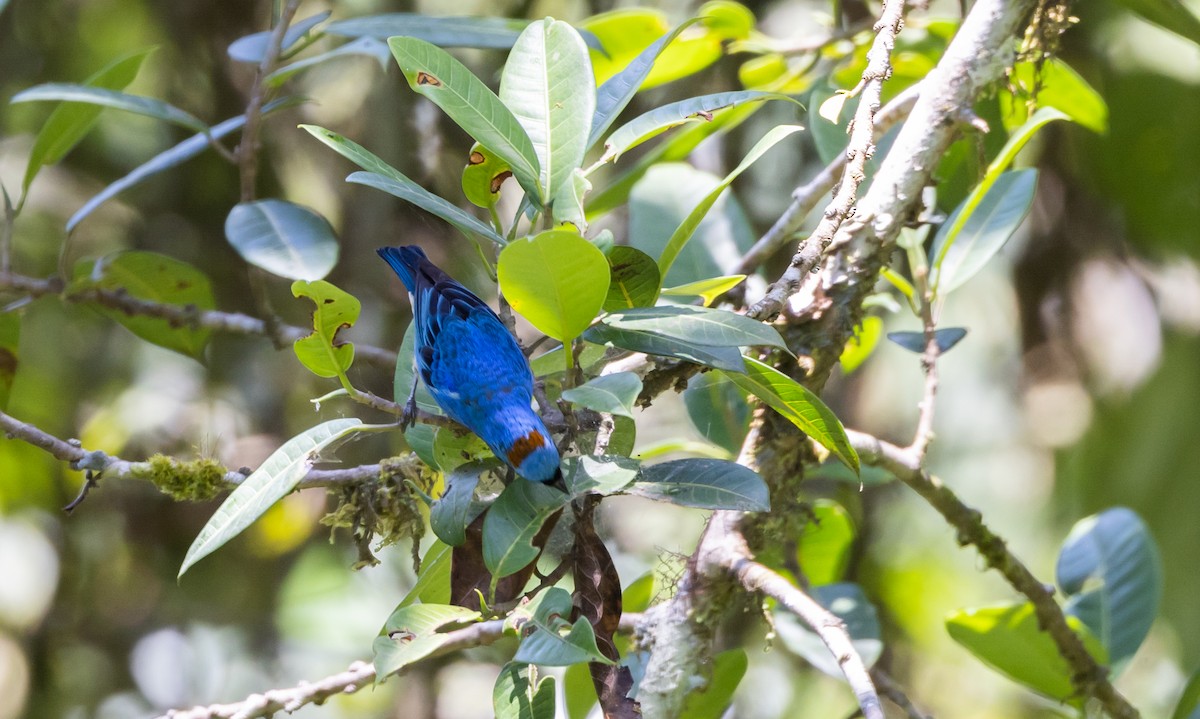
[400,397,419,431]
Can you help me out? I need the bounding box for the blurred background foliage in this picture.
[1,0,1199,717]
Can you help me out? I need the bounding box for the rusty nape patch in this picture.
[506,429,546,468]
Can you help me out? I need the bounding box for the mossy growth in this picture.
[140,454,227,502]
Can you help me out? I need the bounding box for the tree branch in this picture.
[238,0,300,202]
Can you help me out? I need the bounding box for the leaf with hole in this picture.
[482,478,569,578]
[628,458,769,510]
[373,603,480,680]
[225,200,339,281]
[290,280,360,379]
[562,372,642,418]
[462,143,513,209]
[498,230,610,343]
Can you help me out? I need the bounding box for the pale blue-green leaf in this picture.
[328,14,530,48]
[1057,507,1162,668]
[583,321,746,372]
[494,662,556,719]
[373,603,480,680]
[513,587,613,665]
[429,462,486,547]
[598,305,788,351]
[224,199,339,281]
[775,583,882,678]
[628,458,769,511]
[266,37,390,87]
[227,11,331,63]
[179,418,363,577]
[932,169,1038,293]
[684,372,749,456]
[561,372,642,418]
[482,478,569,577]
[561,455,641,496]
[11,84,208,134]
[886,328,968,354]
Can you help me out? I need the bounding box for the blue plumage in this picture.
[378,246,561,484]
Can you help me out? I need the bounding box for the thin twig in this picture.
[870,667,931,719]
[908,280,940,461]
[238,0,301,202]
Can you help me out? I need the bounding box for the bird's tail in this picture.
[376,246,428,292]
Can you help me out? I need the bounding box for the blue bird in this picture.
[378,246,561,484]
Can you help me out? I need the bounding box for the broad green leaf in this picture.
[528,341,608,378]
[328,14,531,49]
[723,356,859,472]
[1112,0,1200,47]
[0,312,18,412]
[389,37,543,203]
[20,48,153,199]
[512,587,613,665]
[373,603,480,680]
[684,372,750,456]
[657,124,802,280]
[797,500,855,586]
[603,245,660,312]
[609,414,637,457]
[561,455,641,495]
[179,418,363,577]
[11,84,208,134]
[66,97,304,232]
[561,372,642,418]
[301,124,506,246]
[482,477,568,577]
[563,662,597,719]
[629,458,769,510]
[1056,507,1162,668]
[596,305,789,352]
[265,36,390,87]
[225,200,339,281]
[227,11,331,63]
[946,602,1107,703]
[775,583,882,677]
[661,274,745,306]
[886,328,968,354]
[583,323,746,372]
[1002,59,1108,134]
[931,169,1038,294]
[600,91,794,163]
[1172,669,1200,719]
[429,462,485,547]
[498,230,609,343]
[432,427,493,474]
[462,143,513,209]
[70,251,215,358]
[680,649,747,719]
[398,540,453,607]
[840,316,883,374]
[290,280,360,379]
[500,18,594,209]
[494,663,556,719]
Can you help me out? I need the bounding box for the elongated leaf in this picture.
[328,14,531,48]
[225,200,339,281]
[562,372,642,418]
[291,280,360,378]
[70,251,215,358]
[628,458,769,510]
[600,91,793,163]
[1112,0,1200,47]
[429,463,484,547]
[603,245,660,312]
[886,327,968,354]
[679,648,747,719]
[657,124,802,280]
[373,603,480,679]
[598,305,788,351]
[66,97,304,232]
[228,11,331,63]
[498,230,610,343]
[494,663,556,719]
[482,478,569,577]
[775,583,882,677]
[179,418,363,577]
[932,169,1038,293]
[266,36,390,87]
[797,500,855,586]
[561,455,641,496]
[1057,507,1162,668]
[0,312,18,412]
[11,84,208,134]
[21,48,153,198]
[946,602,1107,703]
[583,322,746,372]
[723,356,859,472]
[661,274,746,306]
[399,540,453,607]
[389,37,542,202]
[500,19,594,209]
[512,587,613,665]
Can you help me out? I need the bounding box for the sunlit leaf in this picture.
[225,200,339,281]
[11,84,208,134]
[1172,669,1200,719]
[680,649,747,719]
[886,327,968,354]
[1002,59,1108,134]
[563,662,597,719]
[227,11,330,63]
[399,540,453,607]
[179,418,364,577]
[628,458,769,510]
[512,587,614,665]
[562,372,642,418]
[498,230,610,343]
[1111,0,1200,47]
[328,14,531,49]
[373,603,480,680]
[661,274,745,306]
[432,427,493,474]
[462,143,513,209]
[265,36,390,86]
[493,662,556,719]
[290,280,360,378]
[482,478,569,577]
[840,316,883,374]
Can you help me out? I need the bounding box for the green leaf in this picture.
[494,663,556,719]
[776,583,882,678]
[603,246,661,312]
[290,280,360,379]
[661,274,745,307]
[1171,669,1200,719]
[657,124,802,280]
[600,91,793,163]
[498,230,610,343]
[596,305,789,352]
[328,14,531,49]
[482,478,569,577]
[810,82,849,165]
[373,603,480,680]
[0,312,18,412]
[723,356,859,473]
[563,662,597,719]
[225,200,339,281]
[561,455,641,495]
[70,251,216,358]
[561,372,642,418]
[265,36,390,87]
[840,316,883,374]
[11,84,208,134]
[433,427,493,474]
[500,18,594,210]
[629,458,769,511]
[429,463,485,547]
[179,418,363,577]
[680,649,747,719]
[1111,0,1200,47]
[67,97,304,233]
[512,587,614,665]
[389,36,542,203]
[1002,59,1108,134]
[684,372,750,456]
[886,328,968,354]
[931,169,1038,294]
[635,439,731,461]
[946,602,1107,703]
[301,124,507,246]
[20,48,153,199]
[583,323,746,372]
[398,540,453,607]
[1057,507,1162,668]
[227,11,331,63]
[798,500,855,586]
[462,143,513,209]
